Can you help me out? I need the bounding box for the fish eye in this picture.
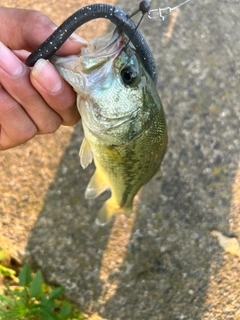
[121,66,138,86]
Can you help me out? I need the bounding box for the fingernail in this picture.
[51,25,88,45]
[69,33,88,45]
[32,59,62,93]
[0,42,24,76]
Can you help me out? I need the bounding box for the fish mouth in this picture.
[79,30,125,72]
[51,30,126,96]
[51,30,125,71]
[86,29,124,55]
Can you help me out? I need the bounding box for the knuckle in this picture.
[0,86,17,113]
[21,90,38,105]
[21,123,38,141]
[21,11,55,48]
[0,119,37,151]
[39,116,62,134]
[25,10,51,29]
[62,113,81,126]
[0,86,37,149]
[32,11,51,26]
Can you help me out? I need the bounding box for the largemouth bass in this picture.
[52,30,167,224]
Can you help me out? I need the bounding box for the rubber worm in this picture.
[25,2,157,84]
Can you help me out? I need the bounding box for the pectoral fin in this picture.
[79,138,93,169]
[85,170,109,199]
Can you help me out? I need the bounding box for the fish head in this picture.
[52,30,158,145]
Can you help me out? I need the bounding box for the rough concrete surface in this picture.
[0,0,240,319]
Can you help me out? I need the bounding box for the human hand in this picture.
[0,7,87,150]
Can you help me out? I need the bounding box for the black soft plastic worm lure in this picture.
[25,1,157,84]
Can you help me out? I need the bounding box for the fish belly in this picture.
[83,118,167,224]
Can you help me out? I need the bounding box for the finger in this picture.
[0,7,87,54]
[13,49,30,62]
[13,50,80,126]
[0,41,62,134]
[0,84,37,150]
[31,59,80,126]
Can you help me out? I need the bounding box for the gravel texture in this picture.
[1,0,240,319]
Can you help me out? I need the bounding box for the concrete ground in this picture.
[0,0,240,319]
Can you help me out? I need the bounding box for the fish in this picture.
[51,30,168,224]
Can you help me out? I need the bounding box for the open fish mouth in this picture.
[51,30,126,81]
[78,30,125,72]
[86,29,124,56]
